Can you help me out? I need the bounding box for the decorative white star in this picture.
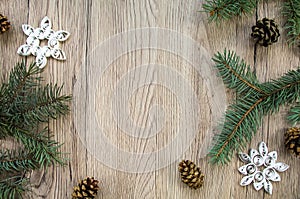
[17,16,70,69]
[238,141,289,195]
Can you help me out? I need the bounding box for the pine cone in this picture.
[72,177,100,199]
[285,127,300,158]
[0,14,10,34]
[251,18,280,47]
[178,160,204,189]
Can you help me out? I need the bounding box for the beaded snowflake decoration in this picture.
[238,141,289,194]
[17,16,70,69]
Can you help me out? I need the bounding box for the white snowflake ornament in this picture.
[238,141,289,195]
[17,16,70,69]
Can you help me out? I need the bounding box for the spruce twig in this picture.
[0,175,29,199]
[15,127,67,168]
[0,61,71,198]
[282,0,300,45]
[287,103,300,124]
[0,149,37,172]
[2,61,41,106]
[212,50,264,95]
[202,0,257,22]
[210,50,300,164]
[11,84,71,127]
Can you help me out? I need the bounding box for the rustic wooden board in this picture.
[0,0,299,198]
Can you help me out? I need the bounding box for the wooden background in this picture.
[0,0,299,198]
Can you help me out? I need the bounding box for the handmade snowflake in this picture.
[238,141,289,194]
[17,16,70,69]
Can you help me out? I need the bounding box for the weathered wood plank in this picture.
[0,0,298,198]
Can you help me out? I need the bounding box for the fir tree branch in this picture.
[0,175,29,199]
[0,149,37,172]
[209,50,300,164]
[11,84,71,127]
[0,62,71,136]
[202,0,257,22]
[0,61,71,197]
[212,50,265,95]
[0,62,42,135]
[282,0,300,45]
[15,128,66,168]
[260,70,300,112]
[287,103,300,124]
[1,62,41,106]
[210,96,263,164]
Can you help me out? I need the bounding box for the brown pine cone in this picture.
[72,177,99,199]
[0,14,10,34]
[178,160,204,189]
[285,127,300,158]
[251,18,280,47]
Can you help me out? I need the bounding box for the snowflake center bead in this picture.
[253,155,264,166]
[254,172,264,182]
[49,38,58,48]
[17,16,70,69]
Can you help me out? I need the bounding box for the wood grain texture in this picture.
[0,0,299,198]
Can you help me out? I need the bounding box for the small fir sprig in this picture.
[0,61,71,198]
[0,175,29,199]
[209,50,300,164]
[287,103,300,124]
[202,0,257,22]
[282,0,300,45]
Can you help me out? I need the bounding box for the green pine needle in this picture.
[282,0,300,46]
[212,50,264,96]
[15,128,67,168]
[0,175,29,199]
[1,62,41,107]
[210,96,263,164]
[0,149,37,172]
[287,103,300,124]
[11,83,71,127]
[209,50,300,164]
[0,61,71,197]
[202,0,256,22]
